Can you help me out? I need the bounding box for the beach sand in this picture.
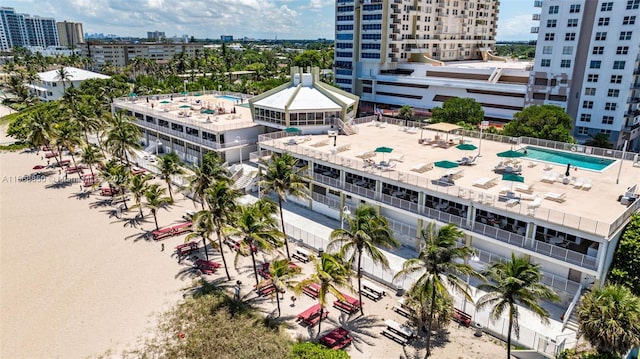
[0,120,507,358]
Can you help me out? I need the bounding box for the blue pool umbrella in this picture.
[434,160,459,169]
[497,150,525,158]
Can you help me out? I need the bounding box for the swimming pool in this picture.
[522,146,615,171]
[216,95,242,102]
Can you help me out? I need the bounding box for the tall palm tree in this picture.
[80,144,104,178]
[156,152,184,202]
[104,111,141,165]
[259,258,302,317]
[394,222,481,358]
[55,66,72,91]
[52,121,84,180]
[398,105,415,127]
[577,284,640,357]
[193,181,243,280]
[328,204,399,315]
[144,184,172,230]
[227,198,283,286]
[297,253,352,336]
[258,152,310,260]
[129,173,151,217]
[186,165,213,210]
[25,111,55,155]
[476,254,559,359]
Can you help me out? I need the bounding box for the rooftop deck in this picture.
[257,118,640,239]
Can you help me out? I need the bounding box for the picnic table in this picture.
[319,327,352,350]
[152,222,193,241]
[175,242,198,257]
[195,259,221,275]
[302,281,320,299]
[255,280,276,296]
[292,247,310,263]
[333,292,362,314]
[361,280,386,301]
[45,152,58,159]
[100,187,119,196]
[453,307,472,327]
[296,303,328,327]
[382,319,414,345]
[225,237,257,256]
[83,174,98,187]
[66,165,84,174]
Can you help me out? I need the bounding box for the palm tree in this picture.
[394,222,481,358]
[259,258,302,317]
[25,111,55,155]
[398,105,415,127]
[80,144,104,178]
[55,67,72,91]
[144,184,172,230]
[194,181,243,280]
[476,254,559,359]
[129,173,151,217]
[328,204,399,315]
[156,152,184,202]
[186,153,231,209]
[52,121,85,180]
[297,253,352,336]
[258,152,310,260]
[577,284,640,356]
[227,198,283,286]
[104,111,140,165]
[403,282,454,333]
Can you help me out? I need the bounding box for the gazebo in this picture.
[421,122,463,141]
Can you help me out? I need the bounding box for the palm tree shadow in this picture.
[398,326,451,359]
[255,306,298,331]
[331,314,385,351]
[174,263,202,281]
[89,197,113,209]
[69,191,92,200]
[120,214,150,229]
[123,229,153,242]
[45,178,74,189]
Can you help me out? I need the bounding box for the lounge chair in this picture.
[573,177,585,189]
[390,154,405,162]
[544,192,567,203]
[581,178,592,190]
[457,157,469,165]
[541,171,558,183]
[464,156,479,166]
[473,177,497,189]
[515,183,534,194]
[448,169,465,179]
[527,197,542,214]
[494,162,505,171]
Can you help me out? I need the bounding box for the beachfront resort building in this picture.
[28,66,110,102]
[0,7,59,52]
[79,42,205,68]
[528,0,640,151]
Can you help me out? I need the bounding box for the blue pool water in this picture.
[216,95,242,102]
[522,146,615,171]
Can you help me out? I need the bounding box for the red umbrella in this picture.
[33,165,46,170]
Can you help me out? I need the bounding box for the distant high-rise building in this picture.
[0,7,59,51]
[57,21,84,47]
[334,0,499,94]
[221,35,233,42]
[147,30,165,40]
[528,0,640,150]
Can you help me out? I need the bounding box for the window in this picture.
[595,32,607,40]
[613,61,626,70]
[616,46,629,55]
[533,93,546,100]
[570,4,581,13]
[563,46,573,55]
[337,33,354,40]
[565,33,575,41]
[619,31,632,40]
[605,103,617,111]
[598,17,610,26]
[592,46,604,55]
[561,60,571,68]
[362,23,381,30]
[585,88,596,96]
[583,101,594,109]
[590,60,601,69]
[608,89,620,97]
[549,5,559,14]
[602,116,614,125]
[567,19,578,27]
[541,59,551,67]
[623,16,636,25]
[580,114,591,122]
[601,130,612,136]
[542,46,553,54]
[601,2,613,11]
[547,19,557,28]
[627,0,639,9]
[545,33,555,41]
[577,126,589,135]
[611,75,622,83]
[587,74,599,82]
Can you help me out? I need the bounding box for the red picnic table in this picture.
[319,327,352,350]
[333,292,362,314]
[296,303,328,327]
[66,165,84,174]
[83,174,98,187]
[302,281,320,299]
[175,242,198,257]
[152,222,193,241]
[100,187,119,196]
[131,168,146,175]
[45,152,58,159]
[195,259,221,275]
[255,280,277,296]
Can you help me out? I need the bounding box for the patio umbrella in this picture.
[434,160,459,169]
[374,146,393,160]
[160,100,170,104]
[179,105,191,109]
[502,173,525,191]
[180,91,189,95]
[497,149,525,158]
[285,127,301,133]
[127,92,137,97]
[456,143,477,151]
[194,93,203,96]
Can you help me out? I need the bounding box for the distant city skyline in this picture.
[3,0,535,41]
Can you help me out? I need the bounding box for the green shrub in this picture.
[0,141,29,151]
[291,342,350,359]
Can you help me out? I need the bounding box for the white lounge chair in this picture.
[581,178,592,191]
[573,177,585,189]
[515,183,534,194]
[544,192,567,202]
[528,197,542,211]
[494,161,505,171]
[541,171,558,183]
[473,177,497,189]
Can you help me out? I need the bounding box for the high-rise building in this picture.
[147,30,165,40]
[334,0,500,94]
[221,35,233,42]
[0,7,59,51]
[528,0,640,151]
[57,21,84,47]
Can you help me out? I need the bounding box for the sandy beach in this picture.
[0,116,507,358]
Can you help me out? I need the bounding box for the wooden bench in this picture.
[382,319,414,345]
[175,242,198,257]
[292,248,310,263]
[453,308,472,327]
[393,305,413,318]
[382,328,408,345]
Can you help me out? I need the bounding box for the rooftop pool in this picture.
[522,146,615,171]
[216,95,242,102]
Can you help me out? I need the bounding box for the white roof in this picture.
[253,84,356,111]
[38,67,110,82]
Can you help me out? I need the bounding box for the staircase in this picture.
[338,118,359,136]
[563,310,580,333]
[232,170,258,191]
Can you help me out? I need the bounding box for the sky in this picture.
[3,0,535,41]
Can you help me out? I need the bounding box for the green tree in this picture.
[129,173,151,217]
[502,105,575,143]
[398,105,415,126]
[292,50,323,68]
[328,204,399,315]
[227,198,283,286]
[584,133,614,150]
[80,144,104,178]
[297,253,352,337]
[144,184,172,230]
[104,111,141,165]
[394,222,480,358]
[431,97,484,126]
[608,213,640,295]
[258,152,310,260]
[259,258,302,317]
[578,285,640,356]
[52,121,85,180]
[290,342,350,359]
[156,152,184,202]
[403,281,454,333]
[476,254,559,359]
[55,67,73,91]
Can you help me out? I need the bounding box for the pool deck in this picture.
[260,122,640,238]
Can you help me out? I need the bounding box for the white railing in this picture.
[562,283,583,330]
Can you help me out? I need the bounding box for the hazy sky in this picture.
[3,0,535,41]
